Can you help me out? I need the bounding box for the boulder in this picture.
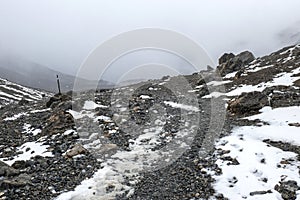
[0,161,19,177]
[46,93,72,108]
[218,53,235,65]
[65,144,88,158]
[11,160,28,170]
[0,174,31,189]
[217,51,255,76]
[237,51,255,64]
[227,91,269,115]
[275,180,299,200]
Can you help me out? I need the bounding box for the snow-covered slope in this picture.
[208,44,300,200]
[212,107,300,200]
[0,77,50,106]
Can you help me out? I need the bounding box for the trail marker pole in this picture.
[56,75,61,94]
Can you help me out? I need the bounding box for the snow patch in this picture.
[83,101,108,110]
[225,67,300,96]
[206,80,232,86]
[164,101,200,112]
[212,106,300,199]
[202,92,226,99]
[0,142,53,166]
[4,112,28,121]
[139,95,152,99]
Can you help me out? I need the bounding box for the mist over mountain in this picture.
[0,51,113,92]
[278,21,300,45]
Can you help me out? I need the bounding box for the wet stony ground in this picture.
[0,44,300,200]
[0,100,101,200]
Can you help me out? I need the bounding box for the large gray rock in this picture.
[275,180,299,200]
[0,174,31,189]
[65,144,88,158]
[218,53,235,65]
[227,91,269,116]
[46,93,71,108]
[217,51,255,76]
[237,51,255,64]
[0,161,19,177]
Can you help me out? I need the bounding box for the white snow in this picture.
[0,91,21,101]
[0,85,40,100]
[279,46,295,55]
[245,64,273,73]
[246,106,300,127]
[3,112,28,121]
[63,130,75,136]
[224,71,238,79]
[226,84,265,96]
[30,108,51,113]
[94,115,112,122]
[212,106,300,199]
[31,129,42,136]
[202,92,226,99]
[225,67,300,97]
[83,101,108,110]
[203,67,300,98]
[0,78,50,104]
[139,95,152,99]
[3,108,51,121]
[195,85,204,89]
[55,163,132,200]
[0,141,53,166]
[67,110,95,120]
[164,101,200,112]
[206,80,232,86]
[188,89,199,93]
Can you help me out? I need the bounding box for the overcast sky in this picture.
[1,0,300,81]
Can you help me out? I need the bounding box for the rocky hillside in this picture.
[0,44,300,200]
[0,78,50,107]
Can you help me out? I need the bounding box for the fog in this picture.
[1,0,300,81]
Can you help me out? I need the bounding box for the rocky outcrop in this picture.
[0,161,31,190]
[218,53,235,65]
[217,51,255,76]
[1,174,31,190]
[0,161,19,177]
[227,91,269,116]
[275,180,300,200]
[46,93,72,109]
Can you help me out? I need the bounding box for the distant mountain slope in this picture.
[0,53,113,92]
[0,77,51,107]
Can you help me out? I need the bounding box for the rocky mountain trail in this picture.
[0,44,300,199]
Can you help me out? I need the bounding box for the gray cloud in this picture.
[0,0,300,80]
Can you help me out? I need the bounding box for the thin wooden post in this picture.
[56,75,61,94]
